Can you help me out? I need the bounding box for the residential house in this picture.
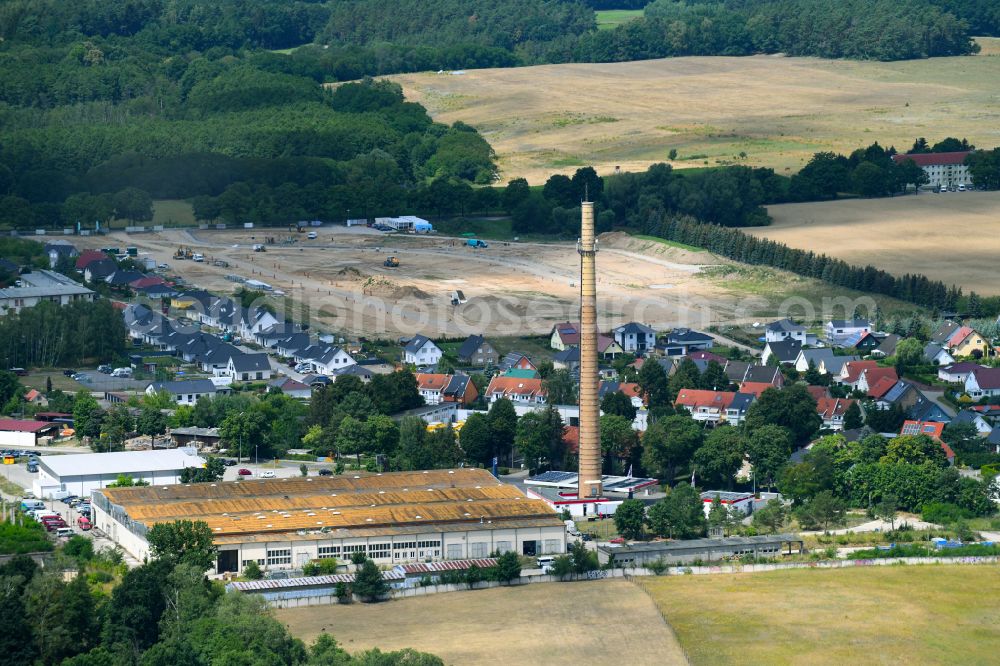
[743,365,784,387]
[922,342,955,366]
[965,367,1000,399]
[850,331,885,352]
[272,332,311,358]
[597,335,625,360]
[856,367,899,396]
[739,382,779,398]
[838,360,880,388]
[891,151,971,189]
[656,329,715,356]
[900,420,955,464]
[873,380,920,411]
[296,345,355,375]
[795,348,837,374]
[764,318,813,344]
[824,319,871,346]
[75,250,107,271]
[24,389,47,407]
[689,351,726,364]
[105,270,145,288]
[136,283,178,299]
[441,374,478,406]
[951,410,992,436]
[550,322,579,351]
[146,379,225,406]
[44,241,77,269]
[761,340,802,366]
[498,352,536,373]
[484,376,546,406]
[226,353,272,382]
[674,390,735,425]
[816,398,857,431]
[456,335,498,367]
[598,381,645,409]
[333,364,374,382]
[552,347,580,372]
[415,373,450,405]
[871,334,901,359]
[938,362,984,384]
[726,393,755,426]
[84,258,117,283]
[502,368,538,380]
[818,354,859,377]
[267,377,312,399]
[908,391,952,424]
[945,327,988,358]
[722,360,752,384]
[0,270,95,315]
[239,307,281,342]
[402,335,443,366]
[612,322,656,354]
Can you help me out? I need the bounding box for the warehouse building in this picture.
[92,468,566,574]
[33,448,205,499]
[0,419,60,448]
[597,534,804,567]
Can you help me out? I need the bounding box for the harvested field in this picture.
[642,564,1000,666]
[756,191,1000,295]
[277,579,687,666]
[391,47,1000,183]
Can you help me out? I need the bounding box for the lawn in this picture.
[278,579,687,665]
[151,199,196,227]
[596,9,644,30]
[642,564,1000,665]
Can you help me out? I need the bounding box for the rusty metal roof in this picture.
[399,558,498,574]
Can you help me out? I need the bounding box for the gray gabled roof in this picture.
[875,334,900,356]
[665,328,713,343]
[797,348,836,364]
[952,410,988,428]
[881,380,915,404]
[931,321,960,345]
[149,379,219,395]
[229,352,270,373]
[828,319,870,329]
[729,392,755,412]
[766,318,805,333]
[614,322,655,336]
[744,365,782,384]
[457,334,487,359]
[553,347,580,363]
[765,339,802,362]
[444,374,471,397]
[821,355,858,375]
[403,334,435,354]
[922,342,949,362]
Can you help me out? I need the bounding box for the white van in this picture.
[111,367,132,378]
[192,253,204,262]
[958,184,966,192]
[536,556,556,572]
[56,527,74,538]
[307,231,318,239]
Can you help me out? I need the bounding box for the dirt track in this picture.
[76,226,754,338]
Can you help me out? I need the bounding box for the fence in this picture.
[256,556,999,609]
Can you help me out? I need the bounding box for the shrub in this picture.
[336,581,352,603]
[243,561,263,580]
[350,551,368,565]
[647,558,668,575]
[921,502,971,526]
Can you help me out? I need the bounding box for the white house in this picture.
[765,319,814,345]
[824,319,871,345]
[146,379,223,405]
[296,345,355,375]
[226,353,272,382]
[794,348,837,374]
[965,368,1000,399]
[0,270,95,315]
[612,322,656,353]
[403,335,442,366]
[938,362,985,384]
[32,449,205,499]
[891,151,972,189]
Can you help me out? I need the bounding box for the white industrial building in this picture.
[0,270,95,315]
[374,216,433,233]
[32,449,205,499]
[0,419,60,448]
[92,468,566,574]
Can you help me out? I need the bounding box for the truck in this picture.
[383,256,399,268]
[466,239,488,248]
[20,499,44,512]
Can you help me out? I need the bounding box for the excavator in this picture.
[174,246,193,260]
[383,256,399,268]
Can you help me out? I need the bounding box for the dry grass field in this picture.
[642,565,1000,666]
[756,191,1000,295]
[392,40,1000,184]
[277,579,688,666]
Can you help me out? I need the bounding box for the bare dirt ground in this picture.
[391,44,1000,184]
[277,580,688,666]
[755,191,1000,295]
[77,226,764,338]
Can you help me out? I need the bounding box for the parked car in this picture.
[237,468,252,476]
[223,459,237,467]
[10,368,27,376]
[259,470,276,479]
[318,468,333,476]
[56,527,75,538]
[26,461,38,473]
[60,495,78,505]
[77,516,92,530]
[98,364,113,374]
[62,369,76,376]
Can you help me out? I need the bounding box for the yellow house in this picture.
[949,327,988,358]
[170,294,198,310]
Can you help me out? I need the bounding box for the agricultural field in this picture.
[595,9,643,30]
[642,565,1000,665]
[756,191,1000,295]
[392,43,1000,184]
[277,579,687,666]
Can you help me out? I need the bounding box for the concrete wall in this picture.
[0,431,37,448]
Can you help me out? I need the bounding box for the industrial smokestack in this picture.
[577,200,602,499]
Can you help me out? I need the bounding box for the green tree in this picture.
[492,551,522,584]
[691,425,744,489]
[395,416,427,470]
[459,412,492,466]
[112,187,153,223]
[514,406,565,472]
[568,540,599,574]
[147,520,218,571]
[891,337,924,373]
[487,398,518,465]
[641,414,703,481]
[745,424,794,490]
[700,360,729,391]
[873,493,899,529]
[843,401,864,430]
[637,358,670,407]
[600,413,638,472]
[367,413,400,456]
[601,390,637,421]
[614,499,647,540]
[743,384,820,445]
[137,404,168,436]
[243,561,263,580]
[72,390,103,439]
[795,491,847,530]
[352,559,389,602]
[880,434,947,466]
[646,484,706,539]
[706,495,737,536]
[542,368,576,405]
[751,500,788,534]
[336,416,371,463]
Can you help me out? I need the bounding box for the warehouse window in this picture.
[446,544,463,559]
[469,542,487,558]
[318,546,340,559]
[393,542,417,551]
[241,559,265,569]
[418,540,441,549]
[495,541,512,554]
[266,549,291,566]
[368,543,391,559]
[343,544,366,554]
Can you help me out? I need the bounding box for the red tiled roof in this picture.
[674,389,735,410]
[562,425,580,454]
[946,325,974,347]
[415,373,450,391]
[486,376,545,398]
[900,420,946,439]
[75,250,107,269]
[971,367,1000,390]
[867,376,898,400]
[842,360,879,383]
[129,276,166,289]
[891,151,971,167]
[806,385,829,401]
[739,382,778,398]
[689,351,726,363]
[816,398,856,420]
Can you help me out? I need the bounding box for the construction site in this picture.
[69,224,760,338]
